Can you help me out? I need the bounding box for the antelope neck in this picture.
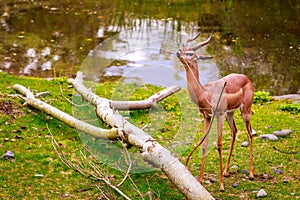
[183,61,210,108]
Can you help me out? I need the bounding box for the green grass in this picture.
[0,72,299,199]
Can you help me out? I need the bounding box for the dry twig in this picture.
[47,124,131,200]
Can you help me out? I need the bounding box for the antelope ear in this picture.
[197,55,213,60]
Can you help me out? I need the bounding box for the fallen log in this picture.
[13,72,214,200]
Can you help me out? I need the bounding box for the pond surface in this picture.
[0,0,299,95]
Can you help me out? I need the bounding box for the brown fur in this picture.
[177,36,254,191]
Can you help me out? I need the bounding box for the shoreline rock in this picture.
[272,94,300,104]
[257,189,267,197]
[271,94,300,101]
[273,129,292,137]
[260,134,278,141]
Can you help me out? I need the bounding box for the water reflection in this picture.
[82,27,219,88]
[22,47,59,74]
[0,0,299,95]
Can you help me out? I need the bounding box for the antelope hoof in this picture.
[197,177,203,184]
[223,171,230,177]
[249,173,254,181]
[220,184,225,192]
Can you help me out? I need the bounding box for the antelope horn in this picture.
[192,32,214,51]
[184,32,201,46]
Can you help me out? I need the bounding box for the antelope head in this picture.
[176,33,214,67]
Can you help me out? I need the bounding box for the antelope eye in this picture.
[185,51,194,56]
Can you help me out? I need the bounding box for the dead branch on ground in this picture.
[13,71,214,200]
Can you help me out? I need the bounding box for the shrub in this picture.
[253,91,270,104]
[279,103,300,114]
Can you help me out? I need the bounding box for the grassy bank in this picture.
[0,72,299,199]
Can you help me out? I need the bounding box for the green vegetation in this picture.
[0,72,299,199]
[279,103,300,115]
[253,91,271,104]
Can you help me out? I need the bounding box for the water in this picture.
[81,26,219,88]
[0,0,299,95]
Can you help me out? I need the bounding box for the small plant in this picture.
[253,91,270,104]
[279,103,300,114]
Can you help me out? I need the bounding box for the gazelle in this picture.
[176,33,254,191]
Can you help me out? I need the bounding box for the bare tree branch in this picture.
[116,139,132,187]
[13,84,118,140]
[110,85,181,110]
[48,124,131,200]
[68,77,181,111]
[72,71,214,200]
